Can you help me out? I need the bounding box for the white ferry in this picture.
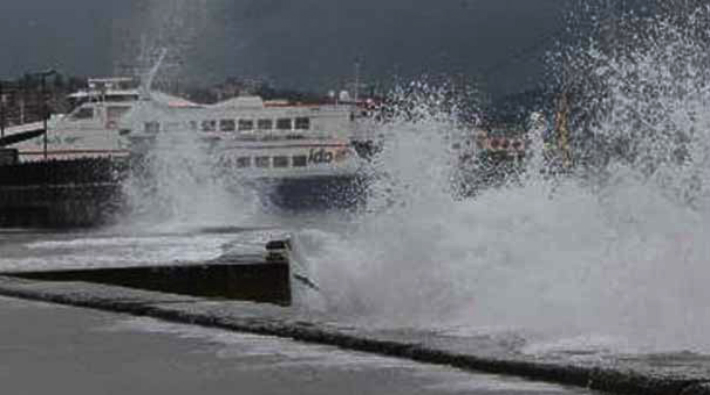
[122,94,365,179]
[2,76,368,176]
[119,89,369,208]
[1,71,371,207]
[1,77,198,161]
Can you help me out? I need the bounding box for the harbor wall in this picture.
[0,151,528,227]
[0,158,125,227]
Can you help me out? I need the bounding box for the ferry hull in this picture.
[255,174,367,210]
[0,157,367,228]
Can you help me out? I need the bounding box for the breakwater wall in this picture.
[0,158,126,227]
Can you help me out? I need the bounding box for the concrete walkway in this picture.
[0,296,590,395]
[1,276,710,395]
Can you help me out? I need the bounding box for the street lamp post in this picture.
[0,80,6,139]
[31,70,58,160]
[28,70,59,206]
[42,75,47,159]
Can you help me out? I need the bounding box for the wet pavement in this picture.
[0,228,279,272]
[2,228,710,394]
[0,296,593,395]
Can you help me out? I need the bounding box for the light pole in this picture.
[0,80,5,139]
[0,79,10,140]
[31,69,58,160]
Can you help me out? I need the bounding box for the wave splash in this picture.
[297,9,710,353]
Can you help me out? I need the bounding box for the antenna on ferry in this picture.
[139,47,168,100]
[353,58,361,104]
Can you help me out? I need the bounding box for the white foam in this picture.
[293,19,710,354]
[119,125,262,232]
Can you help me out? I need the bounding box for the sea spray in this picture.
[119,116,260,233]
[298,8,710,353]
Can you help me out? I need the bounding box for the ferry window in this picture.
[277,118,292,130]
[107,106,130,120]
[236,157,251,168]
[238,119,254,131]
[273,156,289,168]
[255,156,270,168]
[71,107,94,120]
[144,121,160,134]
[292,155,308,167]
[295,117,311,130]
[257,119,273,130]
[220,119,236,132]
[201,120,216,132]
[108,95,132,103]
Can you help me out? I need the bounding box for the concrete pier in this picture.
[6,261,292,306]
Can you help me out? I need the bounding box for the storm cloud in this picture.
[0,0,680,95]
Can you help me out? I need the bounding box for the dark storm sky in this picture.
[0,1,128,77]
[0,0,646,95]
[209,0,568,94]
